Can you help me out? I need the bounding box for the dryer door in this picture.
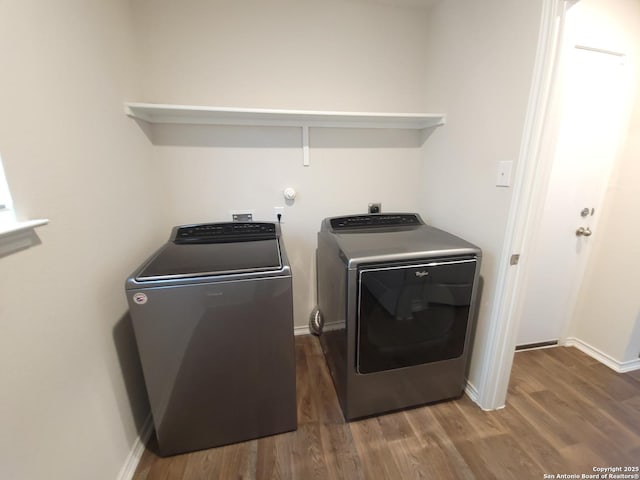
[356,257,477,374]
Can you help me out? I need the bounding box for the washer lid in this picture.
[135,239,283,281]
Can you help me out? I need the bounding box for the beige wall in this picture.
[131,0,544,352]
[151,125,426,324]
[131,0,436,326]
[419,0,542,387]
[0,1,162,479]
[570,0,640,364]
[132,0,433,112]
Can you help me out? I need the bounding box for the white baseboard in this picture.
[465,380,479,404]
[465,380,505,411]
[294,321,343,336]
[118,415,153,480]
[294,325,311,336]
[563,337,640,373]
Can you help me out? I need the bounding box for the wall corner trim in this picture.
[474,0,569,410]
[465,381,505,411]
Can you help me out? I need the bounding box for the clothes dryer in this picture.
[316,213,481,420]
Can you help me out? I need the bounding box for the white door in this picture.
[515,41,631,346]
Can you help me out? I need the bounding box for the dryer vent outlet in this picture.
[309,307,324,336]
[368,203,381,214]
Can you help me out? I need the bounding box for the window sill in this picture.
[0,219,49,257]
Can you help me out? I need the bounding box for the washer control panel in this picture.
[173,222,276,244]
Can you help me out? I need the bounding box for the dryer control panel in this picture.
[330,214,422,230]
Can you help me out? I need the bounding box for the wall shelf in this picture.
[124,102,446,130]
[124,102,446,165]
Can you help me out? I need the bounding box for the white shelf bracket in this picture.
[302,125,310,166]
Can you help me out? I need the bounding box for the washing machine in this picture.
[125,221,296,456]
[315,213,481,420]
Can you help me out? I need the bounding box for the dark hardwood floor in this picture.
[133,335,640,479]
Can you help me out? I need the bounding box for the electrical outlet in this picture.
[274,206,285,223]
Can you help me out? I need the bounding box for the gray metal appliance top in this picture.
[320,213,481,266]
[131,222,284,282]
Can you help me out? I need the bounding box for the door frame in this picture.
[474,0,579,410]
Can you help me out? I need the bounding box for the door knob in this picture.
[576,227,592,237]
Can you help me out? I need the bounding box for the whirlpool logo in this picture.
[415,271,429,278]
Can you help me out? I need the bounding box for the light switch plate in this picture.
[496,161,513,187]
